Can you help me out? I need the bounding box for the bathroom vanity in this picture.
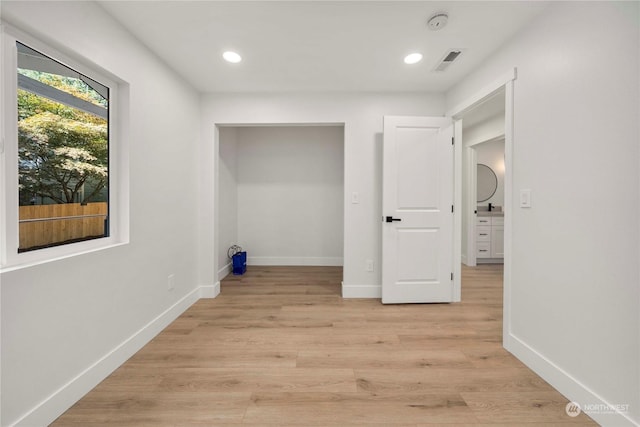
[476,211,504,262]
[475,161,504,264]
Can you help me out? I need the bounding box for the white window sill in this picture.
[0,240,128,273]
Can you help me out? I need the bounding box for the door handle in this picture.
[385,216,402,223]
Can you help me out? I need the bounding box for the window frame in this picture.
[1,23,128,271]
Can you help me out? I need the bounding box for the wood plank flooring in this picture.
[53,265,596,426]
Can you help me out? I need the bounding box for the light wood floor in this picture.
[53,265,596,426]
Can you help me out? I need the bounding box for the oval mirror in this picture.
[477,164,497,202]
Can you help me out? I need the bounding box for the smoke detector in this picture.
[428,13,448,31]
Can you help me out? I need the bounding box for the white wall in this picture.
[447,2,639,425]
[218,127,238,278]
[1,2,201,425]
[476,139,505,209]
[235,126,344,266]
[199,93,445,297]
[464,114,505,147]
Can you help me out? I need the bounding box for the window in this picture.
[1,25,126,269]
[17,42,110,252]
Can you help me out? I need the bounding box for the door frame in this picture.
[448,67,516,347]
[465,145,478,267]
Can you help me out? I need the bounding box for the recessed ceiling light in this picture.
[223,51,242,63]
[404,53,423,65]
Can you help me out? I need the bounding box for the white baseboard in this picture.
[200,281,220,299]
[248,256,343,266]
[506,333,638,427]
[462,253,477,267]
[11,286,202,427]
[341,282,381,299]
[218,262,231,281]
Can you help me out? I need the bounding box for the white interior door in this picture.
[382,116,454,304]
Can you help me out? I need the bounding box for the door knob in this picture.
[385,216,402,223]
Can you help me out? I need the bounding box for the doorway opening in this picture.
[460,89,506,267]
[469,138,505,266]
[214,124,345,290]
[457,92,506,342]
[450,69,515,346]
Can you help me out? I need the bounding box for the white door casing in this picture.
[382,116,454,304]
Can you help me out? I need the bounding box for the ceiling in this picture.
[99,1,549,93]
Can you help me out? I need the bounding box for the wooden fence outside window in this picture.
[19,202,108,251]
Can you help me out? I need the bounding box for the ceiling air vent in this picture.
[434,50,462,72]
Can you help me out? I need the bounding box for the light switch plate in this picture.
[520,189,532,208]
[365,259,374,272]
[351,192,360,204]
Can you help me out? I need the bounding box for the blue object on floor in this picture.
[232,251,247,275]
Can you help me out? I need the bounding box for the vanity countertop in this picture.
[477,211,504,217]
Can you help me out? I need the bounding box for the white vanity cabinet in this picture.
[476,215,504,261]
[490,217,504,258]
[475,218,492,259]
